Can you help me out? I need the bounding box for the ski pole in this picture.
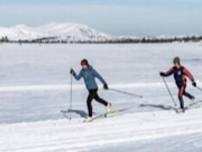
[196,86,202,92]
[109,88,143,98]
[161,77,177,106]
[68,74,73,120]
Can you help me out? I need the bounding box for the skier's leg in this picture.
[181,85,195,100]
[87,90,96,117]
[184,91,195,100]
[94,89,108,106]
[178,86,185,110]
[178,96,184,110]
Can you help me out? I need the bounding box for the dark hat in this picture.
[80,59,89,66]
[173,56,180,64]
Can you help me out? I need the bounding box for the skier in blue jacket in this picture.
[70,59,111,120]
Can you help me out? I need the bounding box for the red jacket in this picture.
[162,65,194,86]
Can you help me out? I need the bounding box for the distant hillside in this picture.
[0,23,202,43]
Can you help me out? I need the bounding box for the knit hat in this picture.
[173,56,180,64]
[80,59,89,66]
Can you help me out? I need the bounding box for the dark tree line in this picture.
[1,35,202,44]
[0,36,9,42]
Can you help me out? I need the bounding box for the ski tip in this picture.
[83,119,93,123]
[60,110,68,113]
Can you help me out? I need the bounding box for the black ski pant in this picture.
[177,84,194,109]
[87,89,108,117]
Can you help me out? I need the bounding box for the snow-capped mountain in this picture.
[0,23,202,43]
[0,23,112,41]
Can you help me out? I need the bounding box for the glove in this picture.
[192,81,197,87]
[160,72,165,77]
[70,68,75,76]
[104,84,109,90]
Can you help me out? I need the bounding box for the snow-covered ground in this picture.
[0,43,202,151]
[1,109,202,152]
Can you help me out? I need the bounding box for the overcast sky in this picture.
[0,0,202,36]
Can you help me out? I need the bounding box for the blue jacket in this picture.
[72,66,107,90]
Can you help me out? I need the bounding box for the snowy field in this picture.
[0,43,202,151]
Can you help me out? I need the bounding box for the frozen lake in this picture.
[0,43,202,124]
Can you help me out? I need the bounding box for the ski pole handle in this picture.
[109,88,143,98]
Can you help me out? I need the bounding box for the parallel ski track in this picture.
[1,109,202,152]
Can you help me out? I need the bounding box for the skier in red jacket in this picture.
[160,57,197,112]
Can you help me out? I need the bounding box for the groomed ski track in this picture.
[1,108,202,152]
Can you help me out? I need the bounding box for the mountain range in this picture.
[0,23,202,43]
[0,23,112,42]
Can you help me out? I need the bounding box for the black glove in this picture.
[104,84,109,90]
[160,72,165,77]
[70,68,75,76]
[192,81,197,87]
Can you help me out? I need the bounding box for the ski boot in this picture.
[107,103,112,113]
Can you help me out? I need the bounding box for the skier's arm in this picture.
[92,69,107,85]
[160,67,174,77]
[70,69,82,80]
[183,67,197,87]
[183,67,194,81]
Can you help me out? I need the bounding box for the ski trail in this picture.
[1,109,202,152]
[0,82,175,92]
